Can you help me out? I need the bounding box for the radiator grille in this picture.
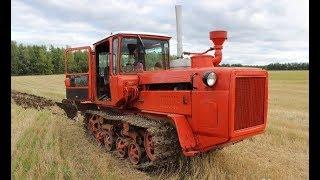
[234,77,265,130]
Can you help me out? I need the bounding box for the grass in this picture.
[11,74,66,101]
[11,102,149,179]
[11,70,309,179]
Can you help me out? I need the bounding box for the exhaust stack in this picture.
[175,5,183,58]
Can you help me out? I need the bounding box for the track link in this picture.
[84,109,181,170]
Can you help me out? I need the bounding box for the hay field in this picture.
[11,71,309,179]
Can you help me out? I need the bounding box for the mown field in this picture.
[11,71,309,179]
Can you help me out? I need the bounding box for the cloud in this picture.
[11,0,309,64]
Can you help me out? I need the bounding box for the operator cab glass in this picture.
[120,37,169,73]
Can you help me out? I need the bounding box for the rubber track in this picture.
[85,109,181,170]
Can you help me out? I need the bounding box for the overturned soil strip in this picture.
[12,90,56,109]
[11,90,78,118]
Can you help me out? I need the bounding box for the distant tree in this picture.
[49,45,65,74]
[220,62,308,70]
[66,52,75,73]
[20,45,32,75]
[74,50,89,73]
[231,63,243,67]
[220,63,230,67]
[38,45,53,74]
[11,41,19,75]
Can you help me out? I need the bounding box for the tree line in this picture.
[11,41,309,75]
[11,41,65,75]
[220,62,309,70]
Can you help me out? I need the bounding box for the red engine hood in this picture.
[136,67,261,85]
[137,68,210,85]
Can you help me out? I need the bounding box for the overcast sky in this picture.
[11,0,308,65]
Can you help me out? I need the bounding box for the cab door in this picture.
[64,46,93,101]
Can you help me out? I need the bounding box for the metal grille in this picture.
[234,77,265,130]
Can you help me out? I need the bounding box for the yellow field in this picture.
[11,71,309,179]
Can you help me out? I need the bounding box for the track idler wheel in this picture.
[96,130,105,148]
[104,130,116,152]
[128,142,142,165]
[116,137,128,158]
[86,116,95,135]
[87,115,100,135]
[144,130,156,161]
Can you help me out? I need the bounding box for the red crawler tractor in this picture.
[63,6,268,169]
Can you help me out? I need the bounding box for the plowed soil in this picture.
[11,90,78,119]
[11,90,56,109]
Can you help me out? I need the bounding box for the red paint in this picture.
[64,31,268,156]
[168,114,197,155]
[209,30,227,66]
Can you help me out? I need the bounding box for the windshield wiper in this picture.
[137,34,146,54]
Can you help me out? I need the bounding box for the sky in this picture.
[11,0,309,65]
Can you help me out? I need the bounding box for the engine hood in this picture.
[137,67,265,90]
[137,68,197,84]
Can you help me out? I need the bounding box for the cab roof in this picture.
[93,31,171,45]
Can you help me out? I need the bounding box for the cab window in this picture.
[120,37,169,73]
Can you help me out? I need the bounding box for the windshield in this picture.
[120,37,169,73]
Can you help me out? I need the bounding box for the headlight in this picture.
[203,71,217,87]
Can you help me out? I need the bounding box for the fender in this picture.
[167,114,199,156]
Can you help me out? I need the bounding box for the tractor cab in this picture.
[64,32,171,104]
